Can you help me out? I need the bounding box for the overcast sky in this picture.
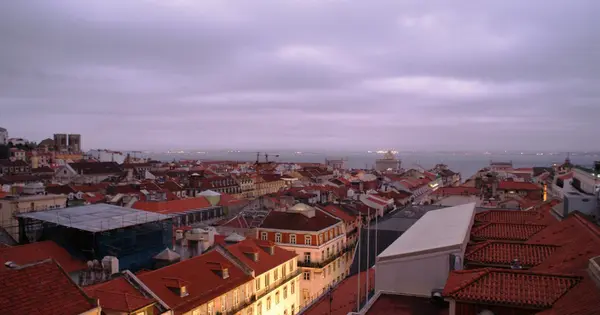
[1,0,599,152]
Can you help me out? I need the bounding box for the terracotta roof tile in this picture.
[443,268,581,309]
[431,186,480,196]
[138,250,252,313]
[464,241,559,268]
[471,223,547,241]
[84,277,155,312]
[322,205,356,223]
[303,269,375,315]
[475,209,549,225]
[260,208,341,231]
[0,259,97,315]
[497,181,541,191]
[224,238,297,275]
[528,213,600,275]
[365,294,449,315]
[0,241,86,273]
[132,196,213,214]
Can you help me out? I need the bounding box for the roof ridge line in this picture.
[572,212,600,240]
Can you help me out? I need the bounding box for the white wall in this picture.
[375,249,462,297]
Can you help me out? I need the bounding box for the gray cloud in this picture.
[1,0,599,151]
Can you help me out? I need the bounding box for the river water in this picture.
[148,151,599,180]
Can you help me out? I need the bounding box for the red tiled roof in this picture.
[321,205,356,223]
[260,209,341,231]
[366,195,389,206]
[431,186,479,196]
[132,196,213,214]
[471,223,547,241]
[84,277,155,312]
[138,250,252,314]
[464,241,559,268]
[160,180,184,192]
[303,269,375,315]
[224,239,297,275]
[0,259,97,315]
[365,294,449,315]
[475,209,548,225]
[218,193,247,207]
[497,181,541,191]
[527,213,600,275]
[444,268,581,309]
[0,241,86,273]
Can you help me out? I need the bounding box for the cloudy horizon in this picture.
[1,0,599,152]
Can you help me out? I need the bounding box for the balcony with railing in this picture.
[256,268,302,301]
[220,294,257,315]
[297,244,354,269]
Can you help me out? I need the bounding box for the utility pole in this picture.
[356,212,361,312]
[328,286,334,315]
[365,208,370,307]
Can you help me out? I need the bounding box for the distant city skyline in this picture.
[1,1,599,151]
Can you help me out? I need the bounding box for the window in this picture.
[265,273,270,287]
[289,260,294,271]
[291,304,295,315]
[304,235,312,245]
[304,252,311,264]
[192,310,199,315]
[291,280,295,294]
[321,250,324,259]
[329,230,333,239]
[257,302,262,315]
[337,259,341,269]
[282,264,287,277]
[274,268,279,280]
[275,233,282,242]
[324,232,328,242]
[266,297,272,310]
[319,234,323,244]
[234,289,239,305]
[275,291,280,304]
[303,271,311,280]
[261,232,268,240]
[290,234,296,244]
[256,277,261,290]
[326,247,330,258]
[333,261,336,272]
[328,265,331,275]
[221,295,226,312]
[283,286,288,299]
[208,302,214,315]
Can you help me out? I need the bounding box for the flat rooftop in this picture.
[378,202,476,261]
[18,204,171,233]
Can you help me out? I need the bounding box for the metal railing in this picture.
[256,269,302,301]
[220,294,256,315]
[297,245,354,269]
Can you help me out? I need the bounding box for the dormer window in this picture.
[275,233,282,243]
[261,232,268,241]
[180,285,189,297]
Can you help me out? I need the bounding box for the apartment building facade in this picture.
[255,203,351,308]
[137,238,301,315]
